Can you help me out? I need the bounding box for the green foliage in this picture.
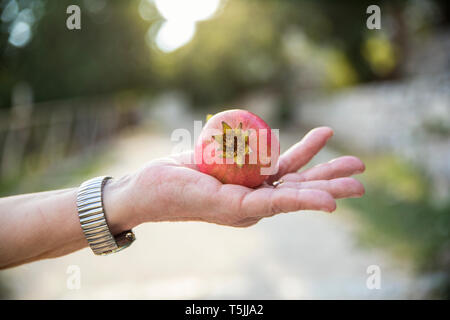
[2,0,442,109]
[0,0,154,108]
[150,0,287,106]
[346,155,450,273]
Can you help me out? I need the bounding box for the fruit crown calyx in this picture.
[212,121,252,168]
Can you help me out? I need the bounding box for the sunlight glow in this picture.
[155,0,220,22]
[155,21,196,53]
[9,21,31,47]
[153,0,221,52]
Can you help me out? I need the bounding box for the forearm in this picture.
[0,188,85,268]
[0,177,134,269]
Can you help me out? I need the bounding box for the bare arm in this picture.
[0,181,131,269]
[0,127,365,269]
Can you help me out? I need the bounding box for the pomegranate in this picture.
[195,109,280,187]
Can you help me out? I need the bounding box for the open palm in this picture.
[127,127,365,228]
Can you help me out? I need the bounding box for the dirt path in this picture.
[2,127,423,299]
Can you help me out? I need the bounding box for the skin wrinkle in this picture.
[277,178,365,200]
[3,209,41,266]
[17,193,64,263]
[235,187,250,219]
[0,189,87,268]
[308,162,332,180]
[295,189,309,212]
[168,171,189,215]
[306,189,335,212]
[177,170,201,217]
[145,167,177,219]
[115,174,140,230]
[283,156,365,182]
[294,189,310,212]
[234,218,260,228]
[237,189,254,220]
[211,184,230,221]
[4,237,86,269]
[125,174,145,226]
[188,171,209,218]
[270,189,284,215]
[325,160,346,180]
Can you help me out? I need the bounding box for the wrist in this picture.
[102,175,139,235]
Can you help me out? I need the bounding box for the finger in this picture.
[278,177,365,199]
[282,156,365,182]
[233,217,262,228]
[239,188,336,218]
[273,127,333,180]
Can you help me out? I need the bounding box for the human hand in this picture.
[105,127,365,231]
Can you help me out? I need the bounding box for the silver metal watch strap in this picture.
[76,176,135,255]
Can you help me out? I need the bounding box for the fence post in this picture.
[1,83,34,181]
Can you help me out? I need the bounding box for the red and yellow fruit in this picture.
[195,109,279,187]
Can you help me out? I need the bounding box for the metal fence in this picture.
[0,87,140,184]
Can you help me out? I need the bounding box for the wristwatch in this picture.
[76,176,135,255]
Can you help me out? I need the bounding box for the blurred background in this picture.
[0,0,449,299]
